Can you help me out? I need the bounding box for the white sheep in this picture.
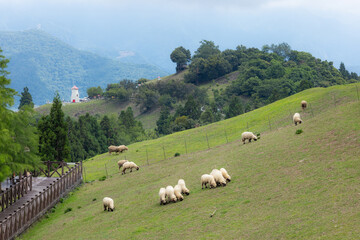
[293,113,302,126]
[301,100,307,110]
[177,179,190,195]
[118,145,129,153]
[117,160,128,170]
[210,169,227,187]
[201,174,217,189]
[165,186,177,203]
[103,197,114,211]
[220,168,231,182]
[173,185,184,201]
[241,131,258,144]
[122,161,140,175]
[159,188,167,205]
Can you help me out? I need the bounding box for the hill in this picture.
[0,29,168,106]
[20,83,360,239]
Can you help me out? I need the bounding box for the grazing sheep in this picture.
[241,131,258,144]
[301,100,307,110]
[293,113,302,126]
[177,179,190,195]
[103,197,114,211]
[220,168,231,182]
[210,169,227,187]
[173,185,184,201]
[118,145,129,153]
[117,160,128,170]
[108,145,120,154]
[159,188,167,205]
[201,174,217,189]
[165,186,177,203]
[122,161,139,174]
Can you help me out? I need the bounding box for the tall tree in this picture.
[225,96,244,119]
[19,86,34,109]
[38,93,70,162]
[170,46,191,73]
[193,40,221,59]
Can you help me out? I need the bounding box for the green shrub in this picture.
[295,129,303,135]
[174,152,180,157]
[92,198,97,201]
[64,208,72,214]
[59,198,64,203]
[99,176,106,181]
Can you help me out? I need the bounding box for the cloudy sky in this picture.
[0,0,359,72]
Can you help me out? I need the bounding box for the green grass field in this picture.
[21,83,360,239]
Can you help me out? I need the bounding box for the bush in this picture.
[99,176,106,181]
[174,152,180,157]
[92,198,97,201]
[64,208,72,214]
[295,129,303,135]
[59,198,64,203]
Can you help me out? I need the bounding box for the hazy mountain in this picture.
[0,29,168,106]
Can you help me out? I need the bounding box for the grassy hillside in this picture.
[20,83,360,239]
[0,29,168,106]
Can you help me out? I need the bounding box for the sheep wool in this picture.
[118,145,129,153]
[173,185,184,201]
[122,161,140,174]
[117,160,128,170]
[301,100,307,110]
[165,186,177,203]
[220,168,231,182]
[103,197,114,211]
[241,132,258,144]
[108,145,119,154]
[210,169,227,186]
[159,188,167,205]
[201,174,217,189]
[293,113,302,126]
[177,179,190,195]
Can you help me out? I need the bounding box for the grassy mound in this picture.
[20,83,360,239]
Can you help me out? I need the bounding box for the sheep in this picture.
[210,169,227,187]
[220,168,231,182]
[118,145,128,153]
[241,131,258,144]
[201,174,217,189]
[173,185,184,201]
[301,100,307,110]
[103,197,114,211]
[117,160,128,170]
[159,188,167,205]
[108,145,120,154]
[177,179,190,195]
[165,186,177,203]
[293,113,302,126]
[122,161,139,174]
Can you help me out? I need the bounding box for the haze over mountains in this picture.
[0,29,168,106]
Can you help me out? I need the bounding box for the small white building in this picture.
[71,85,79,103]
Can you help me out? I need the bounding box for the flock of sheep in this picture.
[102,100,307,211]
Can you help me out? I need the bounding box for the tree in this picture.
[339,62,350,79]
[170,46,191,73]
[38,93,70,162]
[156,107,173,135]
[87,86,103,98]
[225,96,243,119]
[19,87,34,109]
[183,95,202,120]
[0,49,41,187]
[193,40,221,59]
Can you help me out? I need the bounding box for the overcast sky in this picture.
[0,0,359,72]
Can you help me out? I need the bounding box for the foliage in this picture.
[38,93,71,162]
[295,129,303,135]
[170,46,191,72]
[87,86,103,98]
[225,95,244,119]
[135,85,159,113]
[19,86,34,109]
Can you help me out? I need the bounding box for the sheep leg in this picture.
[104,205,107,211]
[130,168,133,172]
[249,139,252,142]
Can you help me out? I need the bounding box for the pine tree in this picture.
[38,93,70,162]
[156,107,173,135]
[18,86,34,109]
[225,96,244,119]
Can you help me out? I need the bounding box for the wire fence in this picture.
[83,84,360,181]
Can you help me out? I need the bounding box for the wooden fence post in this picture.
[268,116,272,130]
[224,128,228,144]
[162,145,166,160]
[184,139,188,154]
[206,133,210,149]
[146,147,149,166]
[356,85,359,101]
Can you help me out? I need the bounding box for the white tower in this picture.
[71,85,79,103]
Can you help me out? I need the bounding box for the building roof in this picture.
[71,85,79,90]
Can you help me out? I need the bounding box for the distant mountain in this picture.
[0,29,168,106]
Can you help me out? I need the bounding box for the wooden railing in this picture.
[0,176,32,212]
[0,162,82,240]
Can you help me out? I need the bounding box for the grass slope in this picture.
[20,83,360,239]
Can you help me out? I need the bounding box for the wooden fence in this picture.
[0,176,32,212]
[0,162,82,240]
